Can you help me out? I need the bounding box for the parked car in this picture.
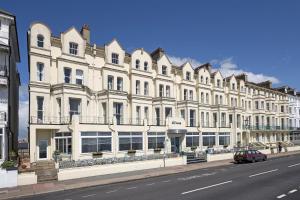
[234,150,267,163]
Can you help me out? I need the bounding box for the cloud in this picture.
[168,55,202,68]
[19,86,28,139]
[169,55,280,84]
[215,58,280,84]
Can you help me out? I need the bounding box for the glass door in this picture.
[171,137,180,153]
[38,139,48,159]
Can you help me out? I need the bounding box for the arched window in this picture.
[200,76,203,83]
[205,77,209,85]
[206,93,209,104]
[37,34,44,48]
[135,59,140,69]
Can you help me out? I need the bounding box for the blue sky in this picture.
[1,0,300,138]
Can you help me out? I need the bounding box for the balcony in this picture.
[30,116,71,124]
[247,125,291,131]
[0,65,8,77]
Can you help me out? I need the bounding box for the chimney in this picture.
[81,24,90,44]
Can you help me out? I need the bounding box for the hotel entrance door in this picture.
[171,137,180,153]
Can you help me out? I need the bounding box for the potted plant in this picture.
[127,149,136,154]
[154,148,161,153]
[53,150,61,162]
[1,160,17,171]
[92,152,103,158]
[191,146,197,151]
[9,151,17,161]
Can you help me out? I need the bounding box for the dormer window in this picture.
[69,42,78,55]
[232,83,235,90]
[217,79,221,88]
[135,59,140,69]
[144,62,148,71]
[112,53,119,64]
[186,72,191,81]
[37,34,44,48]
[162,65,167,75]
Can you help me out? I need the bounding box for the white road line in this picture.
[288,189,297,194]
[146,183,155,186]
[82,194,96,198]
[127,186,137,190]
[162,180,170,183]
[106,189,118,194]
[181,180,233,195]
[249,169,278,178]
[288,163,300,168]
[277,194,286,199]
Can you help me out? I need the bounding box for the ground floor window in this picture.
[81,132,112,153]
[148,132,165,149]
[0,128,3,159]
[202,132,215,147]
[219,132,230,146]
[119,132,143,151]
[186,132,200,147]
[55,132,72,154]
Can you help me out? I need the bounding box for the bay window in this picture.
[219,133,230,146]
[55,132,72,154]
[202,132,216,147]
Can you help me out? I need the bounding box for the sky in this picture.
[1,0,300,138]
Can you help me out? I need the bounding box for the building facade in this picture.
[0,10,20,162]
[28,23,298,163]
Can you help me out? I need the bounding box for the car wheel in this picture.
[263,157,267,161]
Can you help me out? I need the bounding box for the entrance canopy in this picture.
[167,129,187,134]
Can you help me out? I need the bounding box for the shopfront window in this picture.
[219,133,230,146]
[202,132,216,147]
[81,132,112,153]
[55,132,72,154]
[119,132,143,151]
[148,132,165,149]
[186,132,199,147]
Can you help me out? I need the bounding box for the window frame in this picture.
[75,69,84,85]
[69,42,78,55]
[37,62,44,81]
[118,132,143,151]
[37,34,44,48]
[81,132,112,153]
[112,53,119,64]
[147,132,165,150]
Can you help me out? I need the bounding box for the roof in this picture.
[0,9,15,17]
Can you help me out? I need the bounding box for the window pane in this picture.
[148,137,156,149]
[98,138,111,152]
[82,138,97,153]
[132,137,143,150]
[119,137,130,151]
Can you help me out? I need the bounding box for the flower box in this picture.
[154,148,161,152]
[127,150,136,154]
[92,152,103,158]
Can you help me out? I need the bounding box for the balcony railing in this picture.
[30,116,71,124]
[246,125,293,131]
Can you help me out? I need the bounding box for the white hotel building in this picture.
[28,23,299,163]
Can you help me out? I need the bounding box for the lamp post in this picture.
[163,138,169,168]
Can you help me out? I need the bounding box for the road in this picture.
[16,154,300,200]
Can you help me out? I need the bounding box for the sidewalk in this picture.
[1,150,299,200]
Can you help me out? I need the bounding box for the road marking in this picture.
[288,163,300,168]
[146,183,155,186]
[288,189,297,194]
[277,194,286,198]
[106,189,118,194]
[181,180,233,195]
[178,173,216,181]
[162,180,170,183]
[82,194,96,198]
[127,186,137,190]
[249,169,278,178]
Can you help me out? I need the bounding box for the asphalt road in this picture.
[16,154,300,200]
